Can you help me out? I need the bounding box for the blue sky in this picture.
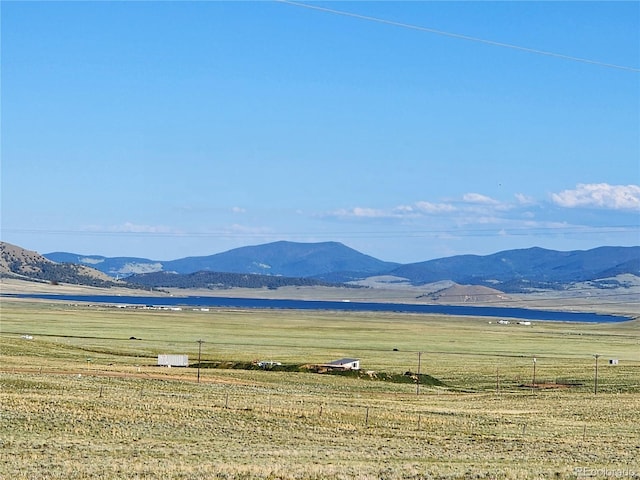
[2,1,639,263]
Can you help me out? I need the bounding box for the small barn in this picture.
[157,354,189,367]
[323,358,360,370]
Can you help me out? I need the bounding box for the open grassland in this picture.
[1,300,639,479]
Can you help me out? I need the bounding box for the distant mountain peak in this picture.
[34,241,640,293]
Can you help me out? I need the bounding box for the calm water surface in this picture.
[3,293,632,323]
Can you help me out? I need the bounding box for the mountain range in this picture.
[41,241,640,293]
[44,241,397,279]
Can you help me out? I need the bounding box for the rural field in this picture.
[1,298,639,479]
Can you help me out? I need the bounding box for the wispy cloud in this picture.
[329,198,470,220]
[84,222,177,234]
[326,194,509,221]
[462,193,500,205]
[322,184,640,238]
[327,184,640,226]
[413,201,457,214]
[551,183,640,211]
[514,193,536,205]
[223,224,273,235]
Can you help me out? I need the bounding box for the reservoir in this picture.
[3,293,633,323]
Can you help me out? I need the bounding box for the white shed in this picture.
[157,354,189,367]
[324,358,360,370]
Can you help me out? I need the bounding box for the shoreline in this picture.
[3,291,636,324]
[2,278,638,319]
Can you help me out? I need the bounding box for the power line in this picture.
[3,225,638,239]
[277,0,640,73]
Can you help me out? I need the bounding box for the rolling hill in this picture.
[0,242,120,287]
[388,246,640,291]
[42,252,163,277]
[163,241,400,277]
[45,241,399,278]
[5,242,358,290]
[39,242,640,293]
[125,270,347,290]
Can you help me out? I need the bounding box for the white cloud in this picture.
[515,193,536,205]
[324,185,639,235]
[329,207,395,219]
[413,201,457,213]
[351,207,387,218]
[462,193,500,205]
[551,183,640,211]
[329,202,457,220]
[84,222,175,234]
[119,222,173,233]
[231,207,246,214]
[328,194,516,221]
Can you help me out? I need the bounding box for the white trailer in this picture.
[157,354,189,367]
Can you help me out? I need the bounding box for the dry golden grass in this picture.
[1,299,639,479]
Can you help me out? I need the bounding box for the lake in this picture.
[2,293,633,323]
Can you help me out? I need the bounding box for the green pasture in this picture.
[1,300,639,479]
[2,301,639,392]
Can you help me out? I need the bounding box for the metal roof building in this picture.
[323,358,360,370]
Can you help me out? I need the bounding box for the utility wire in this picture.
[277,0,640,73]
[3,225,638,238]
